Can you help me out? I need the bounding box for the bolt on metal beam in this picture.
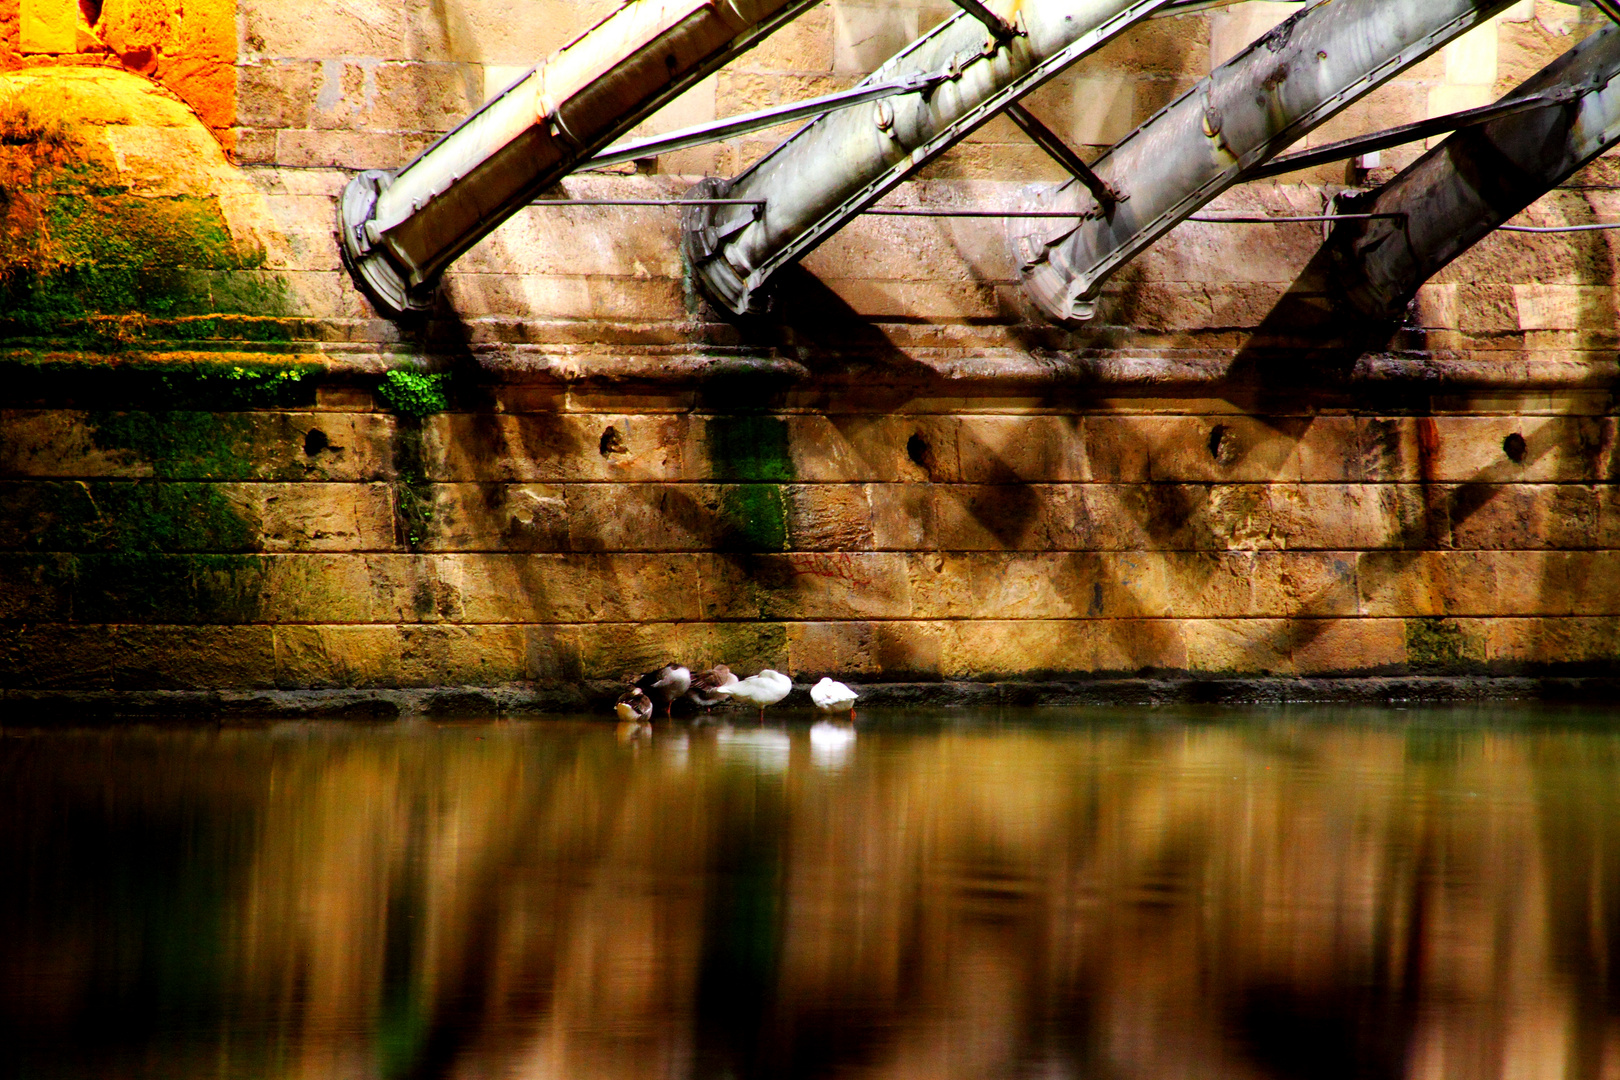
[336,0,818,317]
[684,0,1179,316]
[1013,0,1523,324]
[1314,25,1620,323]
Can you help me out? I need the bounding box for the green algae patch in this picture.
[1405,617,1486,671]
[377,371,451,418]
[719,484,788,553]
[707,414,793,483]
[0,91,289,343]
[2,357,320,411]
[2,481,257,554]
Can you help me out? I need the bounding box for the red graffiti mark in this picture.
[788,553,874,588]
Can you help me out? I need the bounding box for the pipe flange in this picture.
[337,170,435,317]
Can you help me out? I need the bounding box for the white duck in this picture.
[810,677,858,719]
[714,668,793,721]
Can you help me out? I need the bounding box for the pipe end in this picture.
[338,170,436,319]
[681,176,769,317]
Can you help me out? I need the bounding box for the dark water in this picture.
[7,706,1620,1080]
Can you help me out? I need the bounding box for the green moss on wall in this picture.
[0,101,287,340]
[377,371,450,418]
[718,485,787,553]
[1405,618,1485,671]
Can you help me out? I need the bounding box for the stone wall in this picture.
[3,1,1620,713]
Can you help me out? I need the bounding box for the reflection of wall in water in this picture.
[7,724,1620,1078]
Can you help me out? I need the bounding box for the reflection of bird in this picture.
[810,677,858,719]
[685,664,739,712]
[635,664,691,718]
[614,687,653,723]
[714,669,792,721]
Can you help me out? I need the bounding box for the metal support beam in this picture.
[1014,0,1522,324]
[582,71,951,172]
[683,0,1178,315]
[1005,102,1120,210]
[1245,87,1592,181]
[1592,0,1620,25]
[337,0,817,317]
[1319,25,1620,322]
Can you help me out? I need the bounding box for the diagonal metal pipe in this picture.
[337,0,818,317]
[1014,0,1522,324]
[1318,24,1620,323]
[683,0,1179,316]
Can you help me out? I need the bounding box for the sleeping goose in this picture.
[714,669,792,722]
[810,677,858,720]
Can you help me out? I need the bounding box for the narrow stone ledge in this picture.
[9,675,1620,721]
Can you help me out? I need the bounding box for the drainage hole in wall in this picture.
[1207,424,1231,463]
[303,428,329,456]
[907,432,933,473]
[1503,432,1527,464]
[79,0,101,26]
[600,426,627,457]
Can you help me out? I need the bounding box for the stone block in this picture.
[1290,618,1407,675]
[275,624,402,687]
[1425,416,1607,483]
[788,621,876,678]
[1358,551,1502,618]
[237,61,320,129]
[20,0,76,52]
[1183,619,1293,675]
[1267,484,1420,551]
[242,0,408,58]
[830,1,918,74]
[565,484,718,553]
[1443,23,1498,86]
[963,553,1106,620]
[1487,617,1620,668]
[0,625,118,690]
[1514,285,1616,331]
[232,482,397,552]
[1445,483,1600,550]
[957,416,1088,483]
[1209,2,1301,68]
[905,552,972,619]
[458,554,703,623]
[932,485,1057,551]
[427,414,692,483]
[396,624,529,685]
[872,619,947,679]
[786,484,875,552]
[940,620,1101,679]
[425,483,570,552]
[700,552,911,621]
[867,484,934,550]
[112,626,278,689]
[1564,552,1620,616]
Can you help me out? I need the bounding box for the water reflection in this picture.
[5,708,1620,1079]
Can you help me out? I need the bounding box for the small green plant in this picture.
[377,370,451,418]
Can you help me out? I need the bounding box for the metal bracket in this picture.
[1244,86,1594,180]
[1006,102,1125,211]
[947,0,1020,41]
[584,71,953,170]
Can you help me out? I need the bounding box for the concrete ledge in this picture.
[9,676,1620,721]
